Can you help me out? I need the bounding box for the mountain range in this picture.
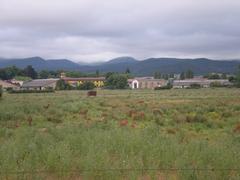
[0,56,240,76]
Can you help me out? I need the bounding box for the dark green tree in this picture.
[96,70,100,77]
[0,66,23,80]
[185,69,194,79]
[221,73,227,79]
[154,71,161,79]
[206,73,220,79]
[56,79,67,90]
[39,70,50,79]
[236,65,240,87]
[125,68,131,74]
[78,81,95,90]
[105,73,128,89]
[0,85,2,98]
[23,65,37,79]
[180,72,185,80]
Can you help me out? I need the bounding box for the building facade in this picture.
[172,79,231,88]
[62,77,105,88]
[0,80,19,90]
[21,79,59,90]
[128,77,167,89]
[60,73,105,88]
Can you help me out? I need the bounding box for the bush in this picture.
[56,80,75,90]
[154,84,172,90]
[77,81,95,90]
[6,87,13,92]
[0,85,2,98]
[105,73,128,89]
[186,112,207,123]
[8,89,55,93]
[189,83,201,89]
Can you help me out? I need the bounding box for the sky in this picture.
[0,0,240,62]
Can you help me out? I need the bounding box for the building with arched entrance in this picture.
[128,77,167,89]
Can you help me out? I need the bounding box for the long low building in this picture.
[22,79,59,90]
[173,79,232,88]
[128,77,167,89]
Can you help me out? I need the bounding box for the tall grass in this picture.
[0,89,240,179]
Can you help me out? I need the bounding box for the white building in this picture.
[128,77,167,89]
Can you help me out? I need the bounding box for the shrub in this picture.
[189,83,201,89]
[174,114,186,123]
[8,89,55,93]
[77,81,95,90]
[154,84,172,90]
[6,87,13,92]
[186,112,207,123]
[210,81,227,88]
[0,85,2,98]
[56,79,67,90]
[105,73,128,89]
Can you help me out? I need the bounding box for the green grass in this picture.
[0,89,240,179]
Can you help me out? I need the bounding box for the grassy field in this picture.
[0,89,240,179]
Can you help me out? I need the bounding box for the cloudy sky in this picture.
[0,0,240,62]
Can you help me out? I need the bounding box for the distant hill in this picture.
[0,57,81,71]
[78,57,240,75]
[104,57,138,65]
[0,56,239,75]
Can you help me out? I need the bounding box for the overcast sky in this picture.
[1,0,240,62]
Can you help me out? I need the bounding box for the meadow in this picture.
[0,89,240,179]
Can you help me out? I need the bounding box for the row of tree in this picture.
[154,72,175,80]
[203,73,227,79]
[154,70,194,80]
[0,66,103,80]
[180,70,194,80]
[0,65,38,80]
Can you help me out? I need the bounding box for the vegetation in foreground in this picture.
[0,89,240,179]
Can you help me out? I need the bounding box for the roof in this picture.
[62,77,105,81]
[22,79,59,88]
[128,78,166,83]
[0,80,18,88]
[173,79,231,86]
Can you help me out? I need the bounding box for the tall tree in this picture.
[125,68,131,74]
[39,70,50,79]
[0,66,23,80]
[185,69,194,79]
[180,72,185,80]
[96,70,100,77]
[23,65,37,79]
[106,73,128,89]
[154,71,161,79]
[236,65,240,87]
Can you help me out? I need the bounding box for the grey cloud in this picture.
[0,0,240,62]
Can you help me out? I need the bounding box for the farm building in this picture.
[62,77,105,88]
[173,79,231,88]
[128,77,167,89]
[0,80,19,90]
[21,79,59,90]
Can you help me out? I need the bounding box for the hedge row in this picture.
[8,89,55,94]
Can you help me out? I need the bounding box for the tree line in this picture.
[0,66,106,80]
